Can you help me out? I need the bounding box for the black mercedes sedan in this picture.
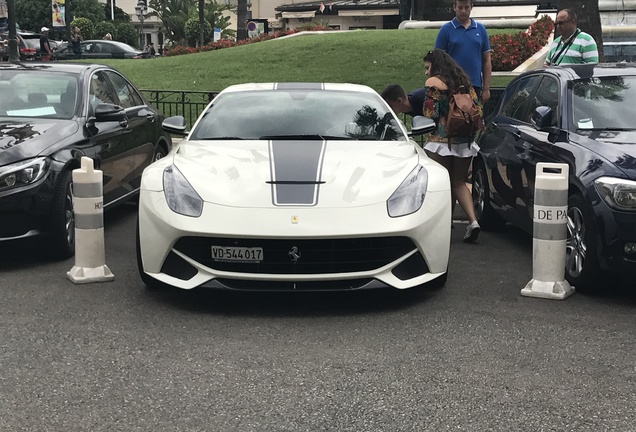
[472,63,636,290]
[0,62,171,258]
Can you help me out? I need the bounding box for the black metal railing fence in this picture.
[140,89,219,129]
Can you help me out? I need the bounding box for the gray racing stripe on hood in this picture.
[269,140,326,206]
[275,83,324,90]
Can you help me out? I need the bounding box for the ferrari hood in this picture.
[0,119,79,165]
[172,139,423,207]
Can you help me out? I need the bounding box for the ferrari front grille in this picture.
[172,236,417,274]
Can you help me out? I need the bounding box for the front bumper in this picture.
[138,190,451,291]
[0,174,56,241]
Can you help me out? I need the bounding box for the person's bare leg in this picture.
[450,157,477,223]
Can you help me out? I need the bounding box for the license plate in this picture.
[211,246,263,263]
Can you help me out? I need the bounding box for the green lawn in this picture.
[87,29,519,93]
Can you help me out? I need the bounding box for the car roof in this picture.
[221,82,378,94]
[524,63,636,81]
[0,62,106,75]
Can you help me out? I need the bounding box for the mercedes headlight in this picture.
[387,165,428,217]
[163,165,203,217]
[0,157,49,192]
[595,177,636,211]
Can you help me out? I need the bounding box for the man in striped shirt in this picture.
[544,9,599,66]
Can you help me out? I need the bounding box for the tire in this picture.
[48,170,75,260]
[153,144,167,162]
[136,217,165,290]
[471,159,506,230]
[133,144,167,206]
[565,193,601,291]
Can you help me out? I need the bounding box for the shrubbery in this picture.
[164,26,329,57]
[490,15,554,71]
[164,17,553,68]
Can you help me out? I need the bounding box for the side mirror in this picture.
[162,115,188,136]
[94,103,126,122]
[409,116,436,136]
[530,106,554,131]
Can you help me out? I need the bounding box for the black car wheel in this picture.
[153,144,167,162]
[48,170,75,259]
[565,193,600,291]
[472,159,506,230]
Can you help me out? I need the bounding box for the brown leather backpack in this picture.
[446,86,483,145]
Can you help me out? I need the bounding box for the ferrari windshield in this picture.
[570,75,636,131]
[0,70,79,120]
[190,89,407,141]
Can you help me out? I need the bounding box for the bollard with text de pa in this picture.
[521,162,574,300]
[67,157,115,284]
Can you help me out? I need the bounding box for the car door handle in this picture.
[146,114,156,123]
[119,119,129,128]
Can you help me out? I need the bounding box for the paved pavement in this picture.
[1,203,635,431]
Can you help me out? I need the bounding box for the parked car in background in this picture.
[0,62,172,258]
[0,31,60,61]
[137,82,450,292]
[472,63,636,290]
[52,40,151,60]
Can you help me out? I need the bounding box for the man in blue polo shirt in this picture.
[434,0,492,103]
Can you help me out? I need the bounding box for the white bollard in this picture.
[67,157,114,284]
[521,162,575,300]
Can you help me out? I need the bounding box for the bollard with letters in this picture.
[67,157,115,284]
[521,162,574,300]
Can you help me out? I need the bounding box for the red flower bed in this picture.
[490,15,554,71]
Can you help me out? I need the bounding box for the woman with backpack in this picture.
[422,49,483,243]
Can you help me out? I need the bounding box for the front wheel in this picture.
[153,144,167,162]
[565,193,601,291]
[472,160,506,230]
[48,170,75,260]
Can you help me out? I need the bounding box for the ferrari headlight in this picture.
[163,165,203,217]
[387,165,428,217]
[595,177,636,211]
[0,157,49,192]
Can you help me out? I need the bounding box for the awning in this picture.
[338,9,399,17]
[281,11,317,19]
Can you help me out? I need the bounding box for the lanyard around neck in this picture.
[548,29,581,66]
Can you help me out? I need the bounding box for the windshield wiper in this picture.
[199,136,246,140]
[259,134,353,140]
[577,127,636,131]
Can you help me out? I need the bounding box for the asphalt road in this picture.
[1,203,635,432]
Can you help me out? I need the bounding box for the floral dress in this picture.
[423,86,482,158]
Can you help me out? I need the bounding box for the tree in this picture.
[71,17,94,40]
[149,0,234,45]
[198,0,204,47]
[94,21,117,40]
[15,0,105,34]
[557,0,604,61]
[116,22,138,46]
[185,16,211,46]
[236,0,246,40]
[204,0,235,40]
[148,0,192,44]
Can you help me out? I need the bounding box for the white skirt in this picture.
[424,140,480,158]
